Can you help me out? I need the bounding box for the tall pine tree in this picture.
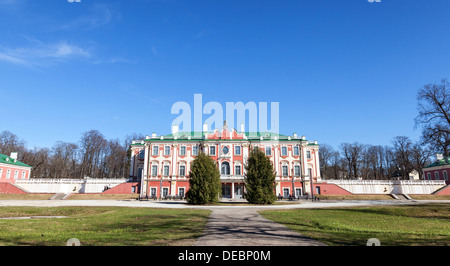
[244,146,277,204]
[186,151,221,205]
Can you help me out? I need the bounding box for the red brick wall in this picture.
[434,185,450,195]
[0,182,27,194]
[102,182,140,194]
[313,183,353,195]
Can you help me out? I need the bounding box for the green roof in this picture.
[0,154,32,168]
[131,131,317,144]
[424,157,450,168]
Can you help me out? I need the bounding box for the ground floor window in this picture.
[178,187,185,197]
[283,188,290,198]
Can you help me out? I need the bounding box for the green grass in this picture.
[260,204,450,246]
[0,207,210,246]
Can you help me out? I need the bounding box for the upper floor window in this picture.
[164,146,170,156]
[282,165,288,176]
[192,145,199,156]
[221,162,230,175]
[152,146,159,156]
[163,165,170,176]
[265,146,271,156]
[294,165,301,176]
[21,171,26,179]
[179,165,186,176]
[14,170,18,180]
[235,145,241,155]
[139,150,145,159]
[306,151,311,159]
[6,169,11,179]
[151,165,158,176]
[180,146,186,156]
[235,165,242,176]
[281,146,287,156]
[293,146,299,156]
[210,146,216,156]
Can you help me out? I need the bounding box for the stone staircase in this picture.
[49,193,70,200]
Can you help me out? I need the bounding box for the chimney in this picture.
[436,153,444,161]
[10,152,18,161]
[152,132,157,138]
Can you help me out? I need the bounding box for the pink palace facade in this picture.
[130,122,321,200]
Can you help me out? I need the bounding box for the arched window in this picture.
[221,162,230,175]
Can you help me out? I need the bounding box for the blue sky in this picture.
[1,0,450,149]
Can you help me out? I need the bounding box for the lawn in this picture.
[260,203,450,246]
[0,207,210,246]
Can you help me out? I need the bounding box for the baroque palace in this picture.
[130,122,321,199]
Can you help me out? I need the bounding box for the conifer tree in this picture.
[186,150,221,205]
[244,146,277,204]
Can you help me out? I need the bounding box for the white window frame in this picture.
[281,146,287,156]
[164,146,171,156]
[294,165,301,176]
[210,145,216,156]
[306,151,311,159]
[162,187,169,197]
[265,146,271,156]
[151,165,158,176]
[0,168,3,178]
[192,145,198,156]
[293,146,299,156]
[163,165,170,176]
[152,145,159,156]
[179,165,186,177]
[282,165,288,176]
[14,170,18,180]
[21,171,26,179]
[6,169,11,179]
[180,146,186,156]
[234,145,241,155]
[235,165,242,176]
[444,171,448,181]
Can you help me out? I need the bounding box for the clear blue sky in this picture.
[1,0,450,149]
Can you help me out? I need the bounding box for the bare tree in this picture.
[392,136,413,179]
[416,79,450,156]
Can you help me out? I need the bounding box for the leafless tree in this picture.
[415,79,450,156]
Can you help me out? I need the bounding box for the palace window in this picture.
[265,146,271,156]
[221,162,230,175]
[306,151,311,159]
[152,146,159,156]
[179,165,186,177]
[210,146,216,156]
[192,145,198,156]
[281,146,287,156]
[139,150,145,159]
[180,146,186,156]
[151,165,158,176]
[282,165,288,176]
[6,169,10,179]
[235,145,241,155]
[293,146,299,156]
[294,165,301,176]
[163,165,170,176]
[235,165,242,176]
[164,146,170,156]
